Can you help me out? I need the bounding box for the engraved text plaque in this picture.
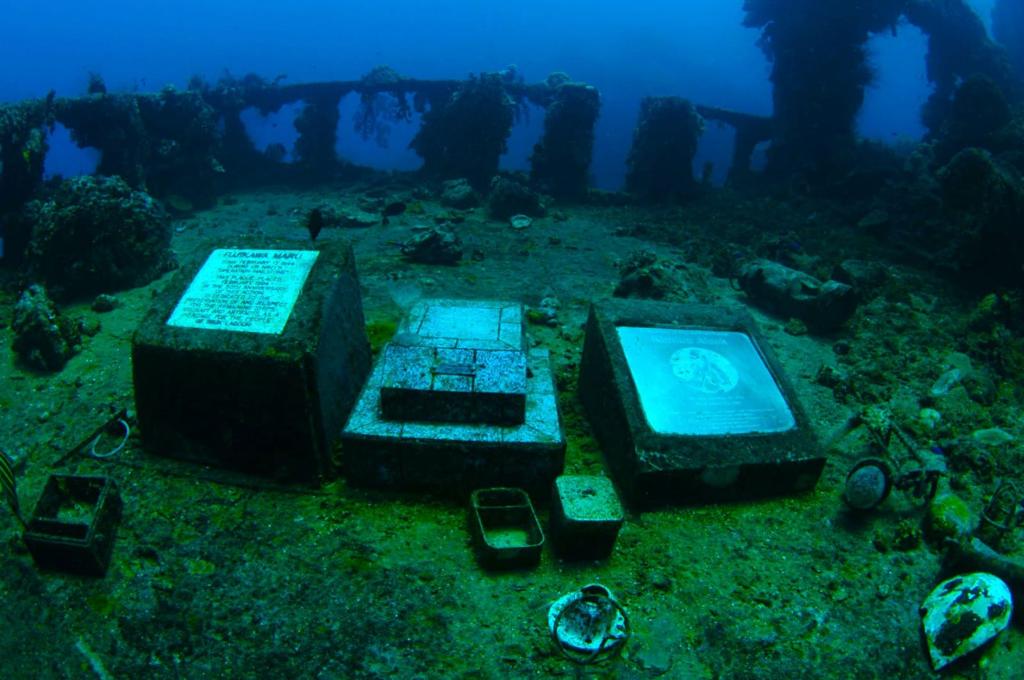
[167,249,318,334]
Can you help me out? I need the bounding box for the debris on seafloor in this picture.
[302,204,379,236]
[548,584,630,665]
[470,487,544,569]
[920,572,1012,671]
[843,458,893,511]
[972,427,1015,446]
[24,175,176,299]
[338,210,380,228]
[930,367,963,396]
[832,407,945,512]
[22,474,124,577]
[550,475,624,560]
[737,258,858,332]
[1,448,26,528]
[53,407,131,466]
[509,213,532,230]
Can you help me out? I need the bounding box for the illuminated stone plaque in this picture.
[167,249,318,334]
[615,327,795,436]
[579,300,824,507]
[132,240,370,482]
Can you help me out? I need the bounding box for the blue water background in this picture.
[0,0,999,189]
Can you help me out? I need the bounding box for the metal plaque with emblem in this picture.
[616,326,795,436]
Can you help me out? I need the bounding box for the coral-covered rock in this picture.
[625,97,703,201]
[56,89,224,207]
[487,175,545,220]
[410,73,514,190]
[530,82,600,198]
[947,75,1012,151]
[400,226,463,265]
[294,93,341,174]
[926,492,975,542]
[614,250,677,300]
[25,175,176,300]
[993,0,1024,82]
[937,148,1024,284]
[832,259,888,297]
[938,148,1019,218]
[11,284,81,372]
[440,178,479,209]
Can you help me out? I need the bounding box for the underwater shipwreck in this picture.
[2,0,1024,677]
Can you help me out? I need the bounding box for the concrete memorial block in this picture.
[379,344,527,425]
[578,299,823,507]
[342,299,564,495]
[132,240,371,482]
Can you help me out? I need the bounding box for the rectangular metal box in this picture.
[23,475,122,577]
[550,475,624,560]
[470,487,544,569]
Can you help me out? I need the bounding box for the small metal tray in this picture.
[470,487,544,568]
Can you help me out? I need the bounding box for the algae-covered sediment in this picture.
[1,181,1021,677]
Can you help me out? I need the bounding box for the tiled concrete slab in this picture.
[379,342,527,425]
[342,298,563,495]
[398,299,525,351]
